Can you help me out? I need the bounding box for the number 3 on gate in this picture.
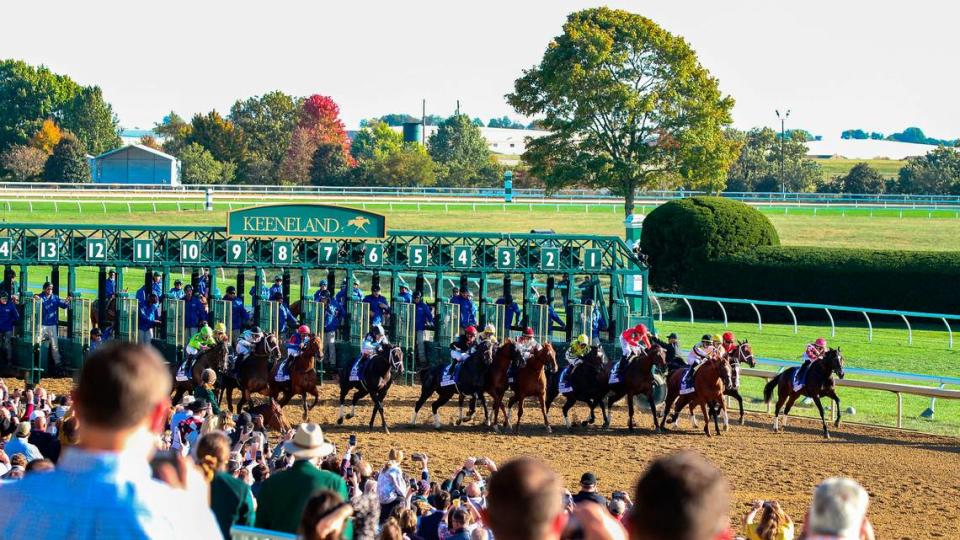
[496,247,516,270]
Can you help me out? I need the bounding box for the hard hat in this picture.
[711,334,722,342]
[297,325,310,334]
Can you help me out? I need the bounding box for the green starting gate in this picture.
[65,298,92,372]
[527,304,551,343]
[392,301,416,382]
[481,303,507,342]
[15,297,43,383]
[433,302,460,365]
[162,298,186,365]
[258,300,281,340]
[211,299,233,342]
[349,301,370,344]
[300,299,327,378]
[116,297,138,343]
[569,303,594,341]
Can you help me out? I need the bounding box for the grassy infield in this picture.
[2,199,958,434]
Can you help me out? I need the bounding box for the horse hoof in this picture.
[336,418,344,425]
[455,419,462,426]
[546,426,552,434]
[739,418,745,426]
[493,425,500,434]
[345,413,354,420]
[384,428,391,435]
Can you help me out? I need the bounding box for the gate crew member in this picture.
[269,293,299,337]
[151,273,164,299]
[395,285,413,303]
[335,279,363,305]
[168,280,185,300]
[184,285,208,337]
[450,288,477,330]
[362,285,390,326]
[413,291,434,366]
[138,293,160,344]
[224,286,250,335]
[269,276,284,299]
[0,292,20,362]
[34,282,71,374]
[104,270,117,298]
[537,295,564,329]
[321,297,341,369]
[197,268,210,297]
[495,294,522,330]
[313,280,331,302]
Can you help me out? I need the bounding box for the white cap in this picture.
[29,410,45,421]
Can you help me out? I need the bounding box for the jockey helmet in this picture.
[711,334,722,343]
[634,323,648,335]
[701,334,712,342]
[722,331,735,343]
[240,330,253,341]
[465,326,478,335]
[372,324,385,337]
[483,323,497,335]
[297,325,310,334]
[815,337,827,348]
[214,322,226,334]
[251,326,263,336]
[576,334,589,346]
[199,326,213,339]
[523,327,535,337]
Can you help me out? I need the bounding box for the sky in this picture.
[2,1,957,139]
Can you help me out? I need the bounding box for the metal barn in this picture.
[91,144,181,185]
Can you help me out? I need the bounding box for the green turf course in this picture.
[811,157,904,179]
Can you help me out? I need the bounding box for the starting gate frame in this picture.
[116,297,138,343]
[258,300,282,340]
[392,301,416,383]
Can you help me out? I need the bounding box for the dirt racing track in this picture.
[39,379,960,538]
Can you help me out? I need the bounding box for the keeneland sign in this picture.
[227,204,386,239]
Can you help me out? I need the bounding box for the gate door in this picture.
[392,301,416,383]
[569,303,594,341]
[211,299,233,342]
[349,301,371,345]
[258,300,281,340]
[162,298,186,365]
[116,297,139,343]
[67,298,92,371]
[433,302,460,365]
[527,304,551,343]
[301,300,324,341]
[481,303,506,343]
[16,297,43,382]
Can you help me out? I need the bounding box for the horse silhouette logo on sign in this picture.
[347,216,371,232]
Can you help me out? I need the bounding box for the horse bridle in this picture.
[734,345,754,366]
[387,346,404,373]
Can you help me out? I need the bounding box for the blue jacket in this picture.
[151,282,163,298]
[167,287,185,300]
[591,308,606,339]
[414,301,434,331]
[232,298,250,330]
[335,286,363,305]
[248,285,267,301]
[362,294,390,325]
[138,303,159,330]
[135,286,149,304]
[313,289,331,302]
[185,296,207,328]
[323,302,342,333]
[104,279,116,297]
[196,276,209,296]
[450,296,476,329]
[396,291,413,303]
[548,305,563,326]
[278,303,298,334]
[496,298,522,328]
[0,302,20,332]
[269,284,283,299]
[39,293,69,327]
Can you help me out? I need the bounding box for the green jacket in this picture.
[193,385,222,415]
[211,471,256,539]
[254,459,352,538]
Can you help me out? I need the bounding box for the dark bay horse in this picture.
[411,339,497,429]
[606,345,668,432]
[222,334,282,412]
[661,356,732,437]
[503,342,558,434]
[271,335,323,420]
[171,338,230,406]
[724,341,756,425]
[546,346,610,431]
[336,343,405,433]
[764,348,845,439]
[481,340,514,429]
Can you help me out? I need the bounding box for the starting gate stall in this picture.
[161,298,186,366]
[391,300,416,382]
[0,204,650,383]
[116,297,138,343]
[300,299,327,379]
[568,303,595,343]
[14,297,43,383]
[211,299,233,342]
[526,304,551,343]
[481,303,507,344]
[65,298,92,374]
[433,302,460,365]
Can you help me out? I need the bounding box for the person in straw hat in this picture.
[255,424,352,537]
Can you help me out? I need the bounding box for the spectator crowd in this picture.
[0,343,876,540]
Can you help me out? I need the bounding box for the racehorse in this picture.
[222,334,282,412]
[724,340,757,425]
[502,342,558,434]
[546,346,610,431]
[763,348,845,439]
[171,337,230,406]
[411,339,497,429]
[336,343,404,433]
[248,398,293,434]
[480,340,514,429]
[661,355,732,437]
[270,335,323,420]
[606,345,668,432]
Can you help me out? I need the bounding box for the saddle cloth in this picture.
[792,368,805,392]
[440,363,461,387]
[608,361,621,384]
[175,361,190,382]
[557,366,573,394]
[679,367,696,395]
[274,360,290,382]
[349,358,363,382]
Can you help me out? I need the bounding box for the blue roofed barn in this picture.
[91,144,181,185]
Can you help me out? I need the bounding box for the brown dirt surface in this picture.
[21,377,960,539]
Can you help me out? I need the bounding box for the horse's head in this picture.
[826,347,845,379]
[266,398,292,433]
[258,334,281,361]
[538,342,558,374]
[586,345,606,367]
[386,345,404,375]
[648,344,667,371]
[712,356,733,388]
[475,339,497,366]
[736,340,756,368]
[305,334,324,358]
[209,340,231,372]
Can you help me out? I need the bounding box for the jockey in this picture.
[564,334,591,374]
[480,323,498,345]
[234,326,265,367]
[721,331,737,356]
[619,324,651,360]
[682,334,715,388]
[181,325,216,376]
[355,324,388,378]
[515,327,541,368]
[794,337,828,388]
[449,325,478,372]
[278,325,311,381]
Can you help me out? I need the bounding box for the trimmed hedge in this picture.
[640,197,780,290]
[684,247,960,314]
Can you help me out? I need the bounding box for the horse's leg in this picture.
[171,386,184,408]
[310,384,320,411]
[376,391,390,433]
[300,390,308,421]
[646,392,660,433]
[605,390,625,429]
[514,395,525,434]
[464,395,476,421]
[350,388,368,421]
[225,380,235,412]
[561,396,576,430]
[237,389,249,413]
[812,395,830,439]
[456,394,466,426]
[715,399,728,435]
[505,393,520,432]
[772,385,790,432]
[827,389,842,428]
[336,385,350,425]
[431,391,453,430]
[412,383,432,426]
[626,393,636,432]
[478,394,489,426]
[598,397,610,429]
[537,392,551,434]
[699,401,711,437]
[729,389,745,425]
[780,392,801,431]
[686,401,699,429]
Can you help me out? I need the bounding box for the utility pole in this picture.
[776,109,790,195]
[456,100,460,117]
[422,99,426,146]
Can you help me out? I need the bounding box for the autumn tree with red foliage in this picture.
[278,94,354,184]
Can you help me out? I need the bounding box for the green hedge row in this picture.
[683,246,960,314]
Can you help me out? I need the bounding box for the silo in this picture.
[402,122,423,144]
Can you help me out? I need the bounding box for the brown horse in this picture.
[223,334,282,412]
[248,398,293,434]
[171,337,231,406]
[501,342,558,434]
[270,335,323,420]
[481,340,514,429]
[661,355,733,437]
[606,345,668,432]
[724,340,757,425]
[763,348,844,439]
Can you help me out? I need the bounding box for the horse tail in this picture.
[763,373,782,403]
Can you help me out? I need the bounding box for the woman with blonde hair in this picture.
[195,431,256,538]
[744,500,794,540]
[194,369,222,415]
[377,448,408,524]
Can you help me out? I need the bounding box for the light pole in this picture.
[775,109,790,195]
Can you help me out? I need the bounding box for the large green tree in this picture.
[155,112,192,155]
[892,146,960,194]
[427,114,501,187]
[61,86,121,154]
[309,141,350,186]
[229,91,300,182]
[43,135,90,183]
[186,111,246,165]
[725,127,821,192]
[352,121,436,186]
[179,142,235,184]
[507,8,738,215]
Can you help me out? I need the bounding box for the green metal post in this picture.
[300,269,310,303]
[624,213,645,313]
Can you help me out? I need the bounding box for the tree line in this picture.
[841,127,959,146]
